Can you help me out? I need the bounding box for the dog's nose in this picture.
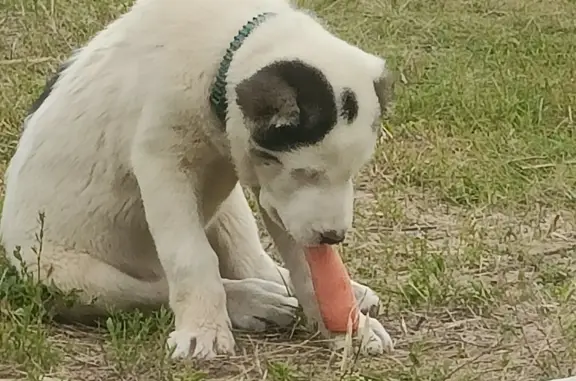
[319,230,346,245]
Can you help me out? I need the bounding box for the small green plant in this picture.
[0,213,78,379]
[104,307,174,378]
[267,361,299,381]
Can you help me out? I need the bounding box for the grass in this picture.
[1,0,576,379]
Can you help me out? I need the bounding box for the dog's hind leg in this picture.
[9,244,168,322]
[11,242,297,330]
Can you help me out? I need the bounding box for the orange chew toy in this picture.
[305,244,360,333]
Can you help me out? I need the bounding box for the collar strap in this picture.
[210,12,276,124]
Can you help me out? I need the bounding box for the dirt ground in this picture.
[1,0,575,380]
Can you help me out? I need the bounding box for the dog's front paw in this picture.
[167,323,235,360]
[330,313,393,356]
[357,314,394,355]
[226,278,299,332]
[351,280,381,316]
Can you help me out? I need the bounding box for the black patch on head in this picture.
[235,60,337,152]
[27,58,74,117]
[340,88,358,124]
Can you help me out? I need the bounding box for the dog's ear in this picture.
[373,65,394,118]
[235,60,337,152]
[235,68,300,130]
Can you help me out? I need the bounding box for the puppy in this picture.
[0,0,393,359]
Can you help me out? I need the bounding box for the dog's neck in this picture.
[209,12,276,125]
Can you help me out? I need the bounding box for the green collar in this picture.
[210,12,276,124]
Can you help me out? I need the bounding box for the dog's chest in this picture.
[203,159,238,225]
[184,153,238,225]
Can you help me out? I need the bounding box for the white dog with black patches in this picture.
[1,0,393,359]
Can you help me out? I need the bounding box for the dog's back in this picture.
[1,0,296,267]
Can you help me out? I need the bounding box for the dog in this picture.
[0,0,393,359]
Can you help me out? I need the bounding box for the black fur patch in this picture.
[340,88,358,124]
[27,58,73,117]
[235,60,337,152]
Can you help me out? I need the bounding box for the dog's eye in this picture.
[291,168,322,183]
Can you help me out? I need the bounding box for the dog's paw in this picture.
[166,324,235,360]
[358,314,394,355]
[351,280,381,316]
[329,313,393,356]
[225,278,299,332]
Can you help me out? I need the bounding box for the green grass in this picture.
[1,0,576,379]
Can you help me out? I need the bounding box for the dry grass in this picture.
[1,0,576,379]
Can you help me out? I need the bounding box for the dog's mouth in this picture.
[266,207,315,246]
[264,204,335,247]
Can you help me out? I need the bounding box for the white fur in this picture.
[0,0,392,359]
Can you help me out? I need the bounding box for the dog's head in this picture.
[228,56,392,246]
